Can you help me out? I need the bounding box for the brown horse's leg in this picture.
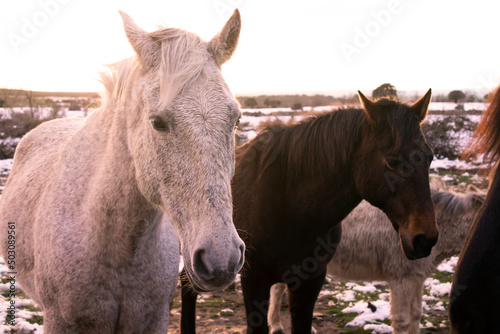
[180,268,199,334]
[241,275,273,334]
[287,270,326,334]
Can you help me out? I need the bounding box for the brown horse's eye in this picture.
[151,117,168,132]
[386,157,401,170]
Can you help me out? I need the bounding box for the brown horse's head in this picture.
[353,90,438,260]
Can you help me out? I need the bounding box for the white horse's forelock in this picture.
[100,27,209,111]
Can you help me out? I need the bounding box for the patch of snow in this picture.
[429,282,452,298]
[424,278,440,287]
[0,137,21,146]
[431,158,480,170]
[422,295,437,301]
[441,174,455,182]
[427,102,486,112]
[378,293,390,301]
[433,301,446,311]
[343,299,391,328]
[347,282,379,293]
[424,320,434,328]
[0,159,13,173]
[335,290,356,302]
[364,323,393,333]
[437,256,459,272]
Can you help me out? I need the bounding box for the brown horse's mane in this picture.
[466,86,500,163]
[245,101,423,183]
[254,108,367,181]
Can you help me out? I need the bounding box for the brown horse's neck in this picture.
[234,111,366,238]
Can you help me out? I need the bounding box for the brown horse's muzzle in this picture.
[398,213,439,260]
[400,232,439,260]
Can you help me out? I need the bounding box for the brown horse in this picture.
[181,91,438,334]
[450,85,500,333]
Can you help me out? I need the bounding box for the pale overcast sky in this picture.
[1,0,500,95]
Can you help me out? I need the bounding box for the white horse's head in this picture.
[113,10,244,291]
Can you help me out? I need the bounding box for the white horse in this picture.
[268,188,483,334]
[0,10,244,333]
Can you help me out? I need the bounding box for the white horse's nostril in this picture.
[192,249,215,281]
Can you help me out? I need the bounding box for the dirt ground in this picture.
[166,279,450,334]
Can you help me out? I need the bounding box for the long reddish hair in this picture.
[466,85,500,164]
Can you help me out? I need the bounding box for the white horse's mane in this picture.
[100,27,209,110]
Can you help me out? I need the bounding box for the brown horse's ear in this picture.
[410,89,432,123]
[120,11,158,68]
[358,90,382,124]
[209,9,241,66]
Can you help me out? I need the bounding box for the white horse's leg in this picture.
[42,302,120,334]
[408,278,425,334]
[268,283,287,334]
[389,280,411,334]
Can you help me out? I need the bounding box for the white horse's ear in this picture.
[209,9,241,66]
[120,11,157,68]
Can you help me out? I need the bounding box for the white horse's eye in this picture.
[235,116,241,128]
[151,117,169,132]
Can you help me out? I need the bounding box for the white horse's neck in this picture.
[75,104,162,268]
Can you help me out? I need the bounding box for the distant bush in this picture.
[0,112,46,159]
[427,109,483,115]
[422,115,477,160]
[0,137,21,159]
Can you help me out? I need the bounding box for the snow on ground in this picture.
[0,137,20,147]
[335,290,357,302]
[0,257,44,334]
[425,113,482,124]
[430,157,485,170]
[0,159,13,194]
[0,159,13,174]
[437,256,459,273]
[347,282,379,293]
[239,114,305,128]
[329,256,459,333]
[343,299,392,332]
[426,280,452,298]
[240,102,487,116]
